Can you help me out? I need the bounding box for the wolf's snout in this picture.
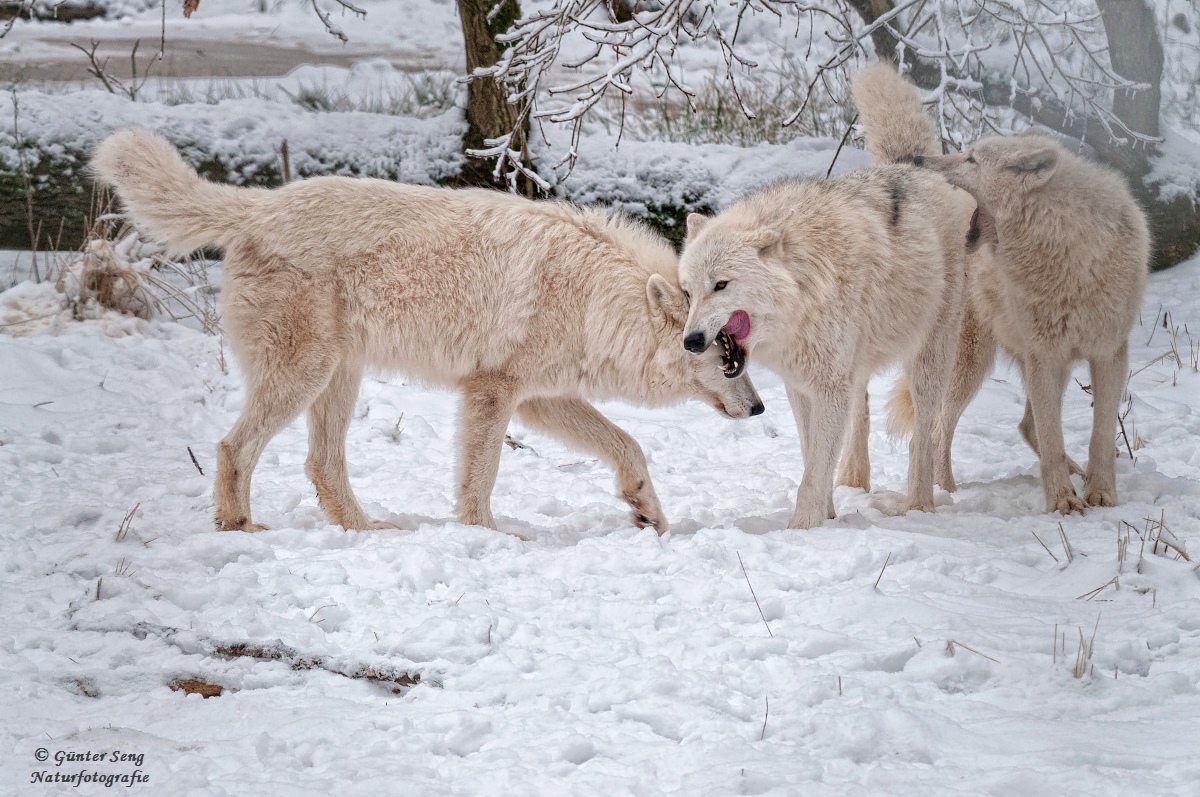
[911,155,925,167]
[683,331,709,353]
[750,401,765,417]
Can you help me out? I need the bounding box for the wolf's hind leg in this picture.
[454,372,521,530]
[933,308,997,492]
[516,396,666,533]
[215,358,336,532]
[1083,342,1127,507]
[836,389,871,491]
[305,359,395,530]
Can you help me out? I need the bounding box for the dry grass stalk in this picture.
[94,577,102,601]
[1145,510,1190,562]
[1057,523,1075,564]
[1076,576,1119,601]
[114,502,140,542]
[737,552,773,638]
[187,447,204,475]
[874,551,892,589]
[1032,531,1060,564]
[945,640,1000,664]
[1071,616,1101,679]
[759,696,768,741]
[169,678,223,698]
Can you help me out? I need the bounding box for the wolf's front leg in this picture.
[1022,355,1085,514]
[516,396,666,533]
[787,384,849,529]
[454,373,521,529]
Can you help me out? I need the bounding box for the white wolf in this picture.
[675,64,973,529]
[899,127,1150,513]
[91,129,764,534]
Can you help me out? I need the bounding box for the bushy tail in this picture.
[91,129,261,257]
[850,63,936,165]
[885,373,915,439]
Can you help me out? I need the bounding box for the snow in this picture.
[1,1,1199,793]
[1,244,1199,795]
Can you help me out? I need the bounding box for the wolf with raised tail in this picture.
[675,64,974,529]
[91,129,764,535]
[894,108,1150,513]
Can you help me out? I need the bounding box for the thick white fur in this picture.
[676,64,971,529]
[91,128,764,534]
[901,130,1150,513]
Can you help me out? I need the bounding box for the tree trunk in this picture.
[847,0,1198,270]
[455,0,526,188]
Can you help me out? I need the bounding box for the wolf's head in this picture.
[645,271,765,419]
[675,212,787,378]
[913,134,1062,214]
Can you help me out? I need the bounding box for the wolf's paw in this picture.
[623,484,666,534]
[789,503,833,530]
[836,461,870,491]
[905,499,936,514]
[216,519,269,532]
[935,466,958,493]
[354,519,403,531]
[1084,485,1117,508]
[1048,492,1086,515]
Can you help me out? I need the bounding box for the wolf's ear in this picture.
[646,274,687,325]
[686,213,709,240]
[744,226,785,258]
[1005,145,1058,188]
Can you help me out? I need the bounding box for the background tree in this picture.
[480,0,1199,268]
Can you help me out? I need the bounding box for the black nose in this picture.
[911,155,925,167]
[750,401,765,417]
[683,331,708,353]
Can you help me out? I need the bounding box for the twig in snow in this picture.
[187,446,204,475]
[737,551,773,638]
[759,696,768,741]
[874,551,892,590]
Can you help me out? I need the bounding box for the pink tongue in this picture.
[722,310,751,341]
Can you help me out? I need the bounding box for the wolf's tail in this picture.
[850,63,936,165]
[91,129,262,257]
[885,374,916,439]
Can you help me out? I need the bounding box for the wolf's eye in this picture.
[965,155,977,164]
[714,280,728,291]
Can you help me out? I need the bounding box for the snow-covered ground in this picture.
[2,1,1199,794]
[1,244,1198,794]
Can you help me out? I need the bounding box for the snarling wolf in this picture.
[675,65,972,529]
[899,126,1150,513]
[91,129,764,534]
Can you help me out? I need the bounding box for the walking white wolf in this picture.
[675,64,973,529]
[91,129,764,534]
[892,113,1150,513]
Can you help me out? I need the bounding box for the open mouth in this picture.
[717,310,751,378]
